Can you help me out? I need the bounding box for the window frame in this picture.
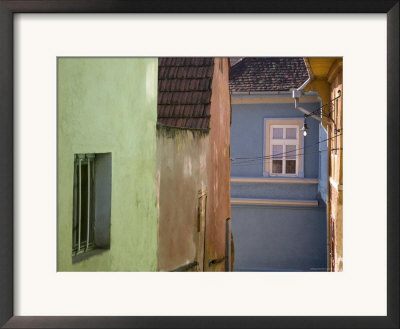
[269,124,300,177]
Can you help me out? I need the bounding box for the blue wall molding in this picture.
[231,198,318,207]
[231,91,320,105]
[231,177,318,184]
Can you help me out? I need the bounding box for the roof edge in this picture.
[231,91,319,97]
[156,123,210,133]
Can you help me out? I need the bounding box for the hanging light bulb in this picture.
[301,117,309,137]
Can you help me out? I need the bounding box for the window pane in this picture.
[286,128,297,139]
[72,162,78,252]
[286,160,296,174]
[272,145,283,159]
[272,128,283,139]
[272,160,283,173]
[286,145,296,159]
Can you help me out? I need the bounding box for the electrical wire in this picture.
[231,132,342,165]
[232,132,341,161]
[304,94,342,119]
[231,148,339,167]
[230,94,343,167]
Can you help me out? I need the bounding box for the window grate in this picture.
[72,154,95,256]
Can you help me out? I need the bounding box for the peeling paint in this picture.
[157,58,232,272]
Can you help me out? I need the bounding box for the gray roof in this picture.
[229,57,309,93]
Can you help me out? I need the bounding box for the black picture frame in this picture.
[1,1,398,328]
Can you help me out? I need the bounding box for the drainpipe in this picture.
[293,89,338,151]
[296,58,313,91]
[293,59,339,152]
[293,58,337,129]
[292,89,336,130]
[293,87,339,155]
[296,73,311,91]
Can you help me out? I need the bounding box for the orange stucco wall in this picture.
[203,58,232,271]
[156,58,232,271]
[156,128,210,271]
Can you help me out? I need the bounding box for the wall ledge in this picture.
[231,177,318,184]
[231,198,318,207]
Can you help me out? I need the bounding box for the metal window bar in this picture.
[78,156,82,253]
[72,159,78,253]
[86,156,90,251]
[73,154,95,256]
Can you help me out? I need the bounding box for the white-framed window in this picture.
[270,125,299,176]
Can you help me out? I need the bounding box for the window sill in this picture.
[231,177,318,184]
[72,248,109,264]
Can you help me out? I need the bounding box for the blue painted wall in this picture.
[230,93,327,271]
[231,204,327,271]
[231,182,318,200]
[231,99,321,178]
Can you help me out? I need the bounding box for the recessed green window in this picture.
[72,153,112,260]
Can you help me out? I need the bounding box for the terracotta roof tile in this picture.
[158,57,214,130]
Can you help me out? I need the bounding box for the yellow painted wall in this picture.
[305,57,343,272]
[328,60,343,272]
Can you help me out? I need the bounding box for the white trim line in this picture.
[230,91,319,96]
[231,198,318,207]
[231,91,293,96]
[231,177,318,184]
[231,96,319,104]
[329,177,343,191]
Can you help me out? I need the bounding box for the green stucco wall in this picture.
[57,58,158,271]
